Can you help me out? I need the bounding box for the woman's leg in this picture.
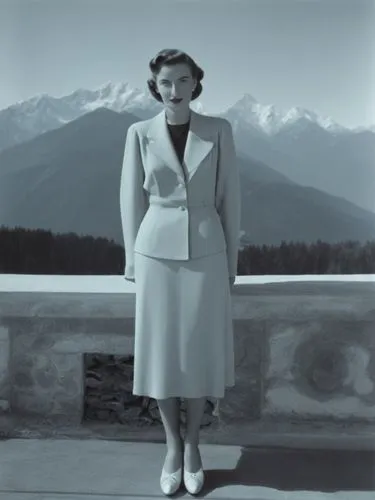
[184,397,206,472]
[157,397,183,473]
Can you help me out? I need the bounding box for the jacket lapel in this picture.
[146,108,214,183]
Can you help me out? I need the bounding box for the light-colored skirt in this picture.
[132,250,235,400]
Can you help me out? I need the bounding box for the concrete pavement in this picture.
[0,438,374,499]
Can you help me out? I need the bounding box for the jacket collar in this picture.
[146,108,214,183]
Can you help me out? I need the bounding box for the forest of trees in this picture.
[0,225,374,276]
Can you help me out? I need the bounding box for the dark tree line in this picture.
[0,225,374,275]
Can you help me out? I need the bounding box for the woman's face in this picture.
[155,63,196,111]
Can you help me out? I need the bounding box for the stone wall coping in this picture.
[0,275,374,320]
[0,274,374,294]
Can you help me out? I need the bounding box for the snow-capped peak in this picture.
[95,81,133,98]
[234,93,259,107]
[281,106,347,133]
[224,94,348,135]
[0,82,357,145]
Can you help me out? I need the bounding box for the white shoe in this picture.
[183,466,205,495]
[160,465,182,496]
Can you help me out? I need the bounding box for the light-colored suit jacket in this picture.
[119,108,241,281]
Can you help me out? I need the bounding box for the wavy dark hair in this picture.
[147,48,204,102]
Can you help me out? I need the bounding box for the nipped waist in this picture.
[149,199,215,209]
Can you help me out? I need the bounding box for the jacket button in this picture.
[180,206,186,211]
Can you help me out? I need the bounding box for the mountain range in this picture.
[0,82,374,248]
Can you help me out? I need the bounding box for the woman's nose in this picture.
[170,84,179,96]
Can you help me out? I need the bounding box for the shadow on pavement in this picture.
[200,446,375,497]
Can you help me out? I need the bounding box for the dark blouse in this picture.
[167,120,190,166]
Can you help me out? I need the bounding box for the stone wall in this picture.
[84,353,219,428]
[0,280,374,432]
[259,282,375,422]
[0,325,9,412]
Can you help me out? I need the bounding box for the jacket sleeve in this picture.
[119,124,149,281]
[215,118,241,278]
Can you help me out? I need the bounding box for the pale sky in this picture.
[1,0,374,129]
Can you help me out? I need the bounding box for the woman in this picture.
[120,48,241,496]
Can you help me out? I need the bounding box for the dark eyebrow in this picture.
[159,75,190,82]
